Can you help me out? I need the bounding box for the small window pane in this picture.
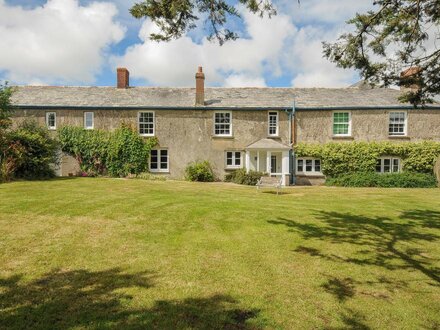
[314,159,321,172]
[297,159,303,172]
[376,159,382,172]
[392,158,400,172]
[383,158,391,172]
[306,160,313,172]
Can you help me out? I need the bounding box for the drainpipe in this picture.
[284,98,296,185]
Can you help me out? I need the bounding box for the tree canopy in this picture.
[323,0,439,105]
[0,83,13,131]
[130,0,278,45]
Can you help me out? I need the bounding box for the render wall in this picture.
[13,109,290,179]
[295,109,440,143]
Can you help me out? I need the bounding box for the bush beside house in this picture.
[58,125,157,177]
[225,169,266,185]
[295,141,440,187]
[185,161,215,182]
[1,84,58,182]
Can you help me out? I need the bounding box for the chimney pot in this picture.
[400,66,422,91]
[117,68,129,89]
[195,66,205,106]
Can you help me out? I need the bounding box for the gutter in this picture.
[13,105,440,111]
[284,99,296,185]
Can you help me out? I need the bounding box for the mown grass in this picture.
[0,178,439,329]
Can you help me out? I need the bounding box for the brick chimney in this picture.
[195,66,205,106]
[400,66,422,91]
[117,68,129,89]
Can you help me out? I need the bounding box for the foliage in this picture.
[130,0,280,45]
[295,141,440,177]
[326,172,437,188]
[107,125,157,177]
[185,160,215,182]
[58,126,109,175]
[224,168,266,185]
[9,120,58,179]
[323,0,440,105]
[0,82,13,131]
[435,156,440,187]
[58,125,157,177]
[128,172,167,181]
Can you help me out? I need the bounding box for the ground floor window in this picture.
[296,158,322,175]
[225,151,242,169]
[150,149,168,172]
[376,157,400,173]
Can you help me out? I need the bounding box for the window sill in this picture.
[140,134,155,137]
[388,135,410,140]
[296,173,325,178]
[267,135,280,139]
[212,135,234,139]
[225,167,242,171]
[150,170,169,174]
[332,135,353,140]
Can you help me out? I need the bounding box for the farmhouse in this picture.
[10,67,440,185]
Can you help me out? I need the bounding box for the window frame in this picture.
[376,157,401,173]
[213,111,233,137]
[138,111,155,137]
[149,148,169,173]
[225,151,243,169]
[46,112,57,130]
[388,111,407,136]
[296,157,322,176]
[332,111,352,137]
[84,111,94,130]
[268,111,279,137]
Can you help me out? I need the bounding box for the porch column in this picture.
[266,151,271,174]
[257,151,260,172]
[282,150,289,186]
[245,150,250,173]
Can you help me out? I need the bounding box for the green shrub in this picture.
[10,120,59,179]
[58,125,157,177]
[326,172,437,188]
[185,161,215,182]
[225,168,266,185]
[295,141,440,177]
[107,125,157,177]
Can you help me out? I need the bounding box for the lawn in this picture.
[0,178,439,329]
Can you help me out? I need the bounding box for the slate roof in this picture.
[10,85,440,109]
[246,138,291,150]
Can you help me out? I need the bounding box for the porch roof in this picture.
[245,138,291,150]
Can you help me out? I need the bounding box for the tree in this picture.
[0,82,13,131]
[130,0,278,45]
[323,0,440,106]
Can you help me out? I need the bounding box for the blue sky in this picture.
[0,0,372,87]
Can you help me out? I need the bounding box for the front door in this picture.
[271,155,277,174]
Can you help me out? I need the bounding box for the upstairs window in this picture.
[139,111,155,136]
[84,112,94,130]
[389,112,407,136]
[268,111,279,136]
[225,151,242,169]
[297,158,322,175]
[376,157,401,173]
[46,112,56,130]
[214,112,232,136]
[150,149,168,172]
[333,112,351,136]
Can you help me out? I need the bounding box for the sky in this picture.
[0,0,374,88]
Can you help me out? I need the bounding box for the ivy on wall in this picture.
[294,141,440,177]
[58,124,157,177]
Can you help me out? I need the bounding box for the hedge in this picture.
[224,169,266,185]
[294,141,440,177]
[326,172,437,188]
[185,161,215,182]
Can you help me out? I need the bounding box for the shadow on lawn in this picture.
[0,268,260,329]
[269,209,440,284]
[268,209,440,328]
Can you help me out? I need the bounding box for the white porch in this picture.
[245,138,291,186]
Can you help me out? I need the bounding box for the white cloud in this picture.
[0,0,125,84]
[224,74,266,87]
[287,26,358,87]
[111,8,295,87]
